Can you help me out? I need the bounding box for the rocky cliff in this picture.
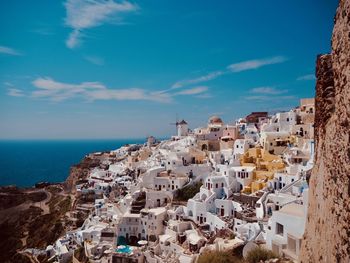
[300,0,350,262]
[64,156,101,193]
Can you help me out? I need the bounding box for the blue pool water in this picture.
[116,245,132,254]
[0,139,145,187]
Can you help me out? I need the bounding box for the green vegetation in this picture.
[197,250,241,263]
[58,196,72,214]
[26,213,64,248]
[74,246,89,263]
[174,181,202,201]
[0,190,46,210]
[49,195,71,213]
[246,247,277,263]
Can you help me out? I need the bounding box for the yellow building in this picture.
[240,147,285,193]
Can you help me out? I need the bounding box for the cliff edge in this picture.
[300,0,350,262]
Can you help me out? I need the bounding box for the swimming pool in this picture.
[116,245,132,254]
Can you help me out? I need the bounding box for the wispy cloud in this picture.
[297,74,315,81]
[0,45,22,56]
[64,0,138,49]
[6,75,210,103]
[227,56,287,72]
[31,77,171,103]
[249,86,288,95]
[244,95,296,102]
[7,88,25,97]
[31,28,55,36]
[172,71,224,89]
[84,55,105,65]
[245,84,294,102]
[175,86,208,95]
[5,82,25,97]
[172,56,287,89]
[26,77,209,103]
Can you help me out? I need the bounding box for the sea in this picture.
[0,139,146,187]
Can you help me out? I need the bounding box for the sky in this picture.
[0,0,338,139]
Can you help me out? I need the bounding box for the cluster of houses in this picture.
[47,98,315,263]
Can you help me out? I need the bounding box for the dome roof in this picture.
[208,115,223,124]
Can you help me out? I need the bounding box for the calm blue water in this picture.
[0,139,145,187]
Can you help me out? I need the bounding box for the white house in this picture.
[266,189,308,261]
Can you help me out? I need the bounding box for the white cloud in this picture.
[227,56,287,72]
[244,95,296,101]
[64,0,138,48]
[0,45,22,56]
[175,86,208,95]
[8,77,210,103]
[66,29,82,49]
[7,88,25,97]
[172,71,224,89]
[297,74,315,81]
[84,55,105,65]
[172,56,287,89]
[249,86,288,95]
[31,77,171,103]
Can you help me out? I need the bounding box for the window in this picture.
[276,223,284,235]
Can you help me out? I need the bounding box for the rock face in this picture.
[64,156,101,193]
[300,0,350,262]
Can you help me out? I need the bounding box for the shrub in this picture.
[246,247,277,263]
[174,181,202,201]
[198,250,241,263]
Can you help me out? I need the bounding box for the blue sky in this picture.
[0,0,337,139]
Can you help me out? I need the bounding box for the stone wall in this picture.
[300,0,350,262]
